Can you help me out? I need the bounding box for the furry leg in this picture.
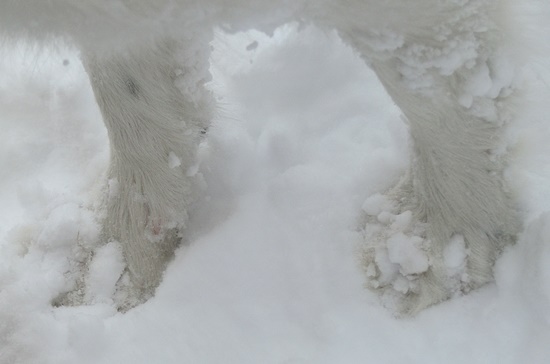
[82,37,213,305]
[342,0,521,314]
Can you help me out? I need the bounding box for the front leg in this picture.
[365,59,519,314]
[83,37,213,304]
[342,1,521,314]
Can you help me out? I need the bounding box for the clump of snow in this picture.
[372,248,399,286]
[85,241,126,304]
[463,62,493,98]
[391,210,412,231]
[444,234,467,278]
[167,151,181,169]
[387,233,429,275]
[361,193,394,216]
[376,211,394,225]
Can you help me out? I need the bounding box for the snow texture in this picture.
[1,3,550,362]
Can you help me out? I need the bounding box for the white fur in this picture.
[1,0,521,314]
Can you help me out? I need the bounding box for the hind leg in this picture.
[340,1,520,314]
[81,36,213,307]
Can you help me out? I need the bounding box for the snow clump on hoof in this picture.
[362,191,469,316]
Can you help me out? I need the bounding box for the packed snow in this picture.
[2,7,550,363]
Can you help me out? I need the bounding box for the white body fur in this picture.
[1,0,520,314]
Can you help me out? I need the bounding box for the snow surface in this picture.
[2,12,550,364]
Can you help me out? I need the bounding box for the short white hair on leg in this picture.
[83,36,214,306]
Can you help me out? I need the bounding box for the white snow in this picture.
[168,151,182,169]
[391,210,413,231]
[2,9,550,363]
[464,62,493,97]
[387,233,429,275]
[361,193,394,216]
[85,241,126,304]
[444,234,467,277]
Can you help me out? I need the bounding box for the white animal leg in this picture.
[82,37,213,304]
[342,0,521,314]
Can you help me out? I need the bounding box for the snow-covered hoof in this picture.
[48,209,184,311]
[111,268,154,312]
[51,237,170,312]
[362,185,471,316]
